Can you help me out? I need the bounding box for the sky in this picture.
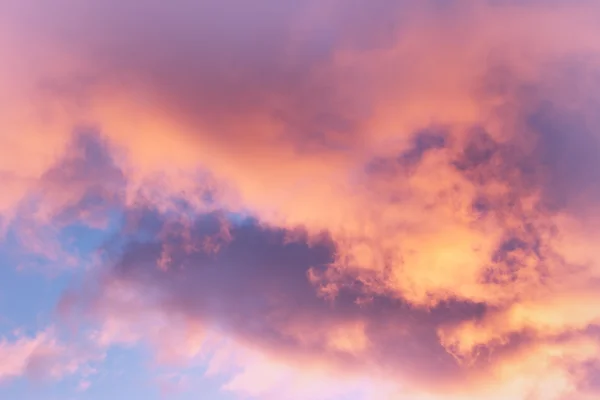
[2,0,600,399]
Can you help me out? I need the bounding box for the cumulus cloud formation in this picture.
[3,0,600,398]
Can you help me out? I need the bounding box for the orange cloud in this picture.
[4,0,600,398]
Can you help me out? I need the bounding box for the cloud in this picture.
[0,132,124,271]
[55,202,600,399]
[60,204,587,398]
[0,327,99,383]
[2,0,600,398]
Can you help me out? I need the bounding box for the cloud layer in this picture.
[3,0,600,398]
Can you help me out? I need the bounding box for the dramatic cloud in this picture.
[3,0,600,398]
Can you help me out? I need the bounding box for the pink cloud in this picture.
[0,327,100,384]
[3,0,600,398]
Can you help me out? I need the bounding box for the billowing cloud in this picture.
[3,0,600,398]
